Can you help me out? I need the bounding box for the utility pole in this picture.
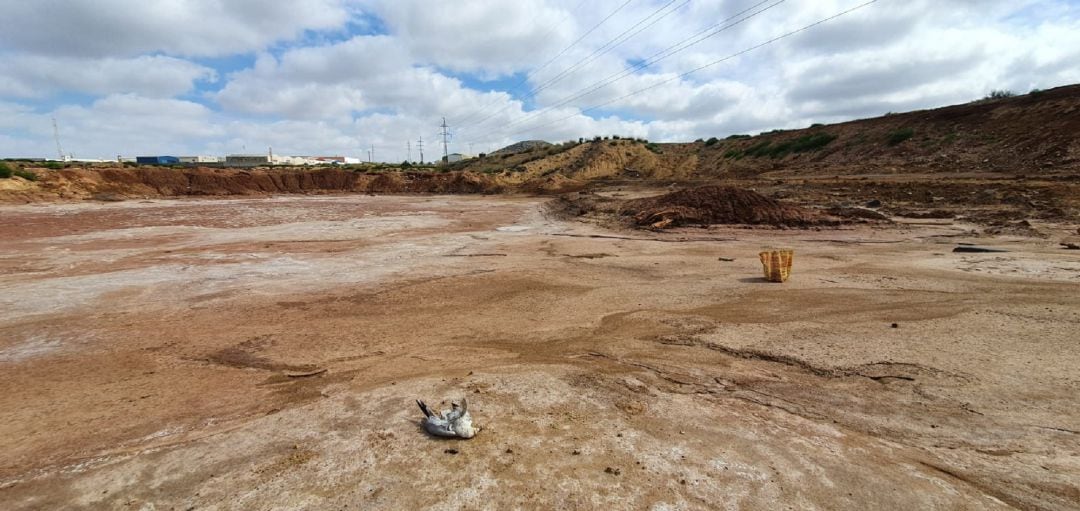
[439,117,450,163]
[370,144,375,163]
[52,118,65,161]
[407,140,412,163]
[417,136,424,164]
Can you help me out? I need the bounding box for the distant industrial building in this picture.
[178,156,221,164]
[445,153,472,163]
[136,156,179,165]
[310,156,363,165]
[225,154,270,167]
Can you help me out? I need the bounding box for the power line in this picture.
[454,0,637,129]
[454,0,590,128]
[496,0,881,141]
[528,0,688,100]
[467,0,783,143]
[459,0,685,135]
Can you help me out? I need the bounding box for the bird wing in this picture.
[417,399,438,419]
[422,416,457,437]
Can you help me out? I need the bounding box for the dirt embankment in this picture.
[0,166,504,202]
[619,186,830,229]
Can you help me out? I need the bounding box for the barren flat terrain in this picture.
[1,195,1078,509]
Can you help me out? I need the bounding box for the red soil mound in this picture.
[620,186,826,229]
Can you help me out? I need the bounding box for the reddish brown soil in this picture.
[619,185,827,229]
[1,195,1078,510]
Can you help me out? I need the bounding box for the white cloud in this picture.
[0,0,351,58]
[1,0,1079,161]
[357,0,572,75]
[0,55,215,98]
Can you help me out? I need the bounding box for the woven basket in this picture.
[759,249,794,283]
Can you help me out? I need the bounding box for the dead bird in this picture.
[416,397,479,439]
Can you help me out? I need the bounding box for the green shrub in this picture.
[43,161,64,170]
[14,168,38,181]
[985,89,1015,100]
[0,161,11,178]
[725,134,751,140]
[810,123,824,128]
[740,133,837,158]
[786,132,838,153]
[886,127,915,146]
[705,137,720,146]
[644,143,663,154]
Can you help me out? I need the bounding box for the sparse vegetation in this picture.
[0,161,11,178]
[644,143,663,154]
[1029,88,1044,97]
[985,89,1015,100]
[726,133,837,159]
[886,127,915,146]
[705,137,720,146]
[14,168,39,181]
[725,134,751,140]
[810,123,824,128]
[43,162,64,170]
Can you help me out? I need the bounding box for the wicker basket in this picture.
[758,249,794,283]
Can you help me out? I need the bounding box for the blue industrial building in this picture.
[135,156,180,165]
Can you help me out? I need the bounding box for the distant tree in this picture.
[401,160,412,168]
[985,89,1015,100]
[705,137,720,146]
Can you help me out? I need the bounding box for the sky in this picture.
[1,0,1078,162]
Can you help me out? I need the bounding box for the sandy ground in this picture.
[1,195,1078,510]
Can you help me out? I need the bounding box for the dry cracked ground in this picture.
[1,195,1078,510]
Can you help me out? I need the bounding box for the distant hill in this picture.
[490,140,553,156]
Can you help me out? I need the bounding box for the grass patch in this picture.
[645,143,663,154]
[727,132,837,159]
[0,161,11,178]
[725,134,751,140]
[43,161,64,170]
[14,168,38,181]
[886,127,915,146]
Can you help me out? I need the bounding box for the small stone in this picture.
[444,448,459,455]
[572,450,581,455]
[505,448,513,454]
[605,467,621,475]
[891,323,899,328]
[680,479,687,485]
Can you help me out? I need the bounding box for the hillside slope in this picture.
[451,84,1080,183]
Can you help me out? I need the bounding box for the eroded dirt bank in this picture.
[1,196,1078,509]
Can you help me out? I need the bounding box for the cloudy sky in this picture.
[1,0,1078,161]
